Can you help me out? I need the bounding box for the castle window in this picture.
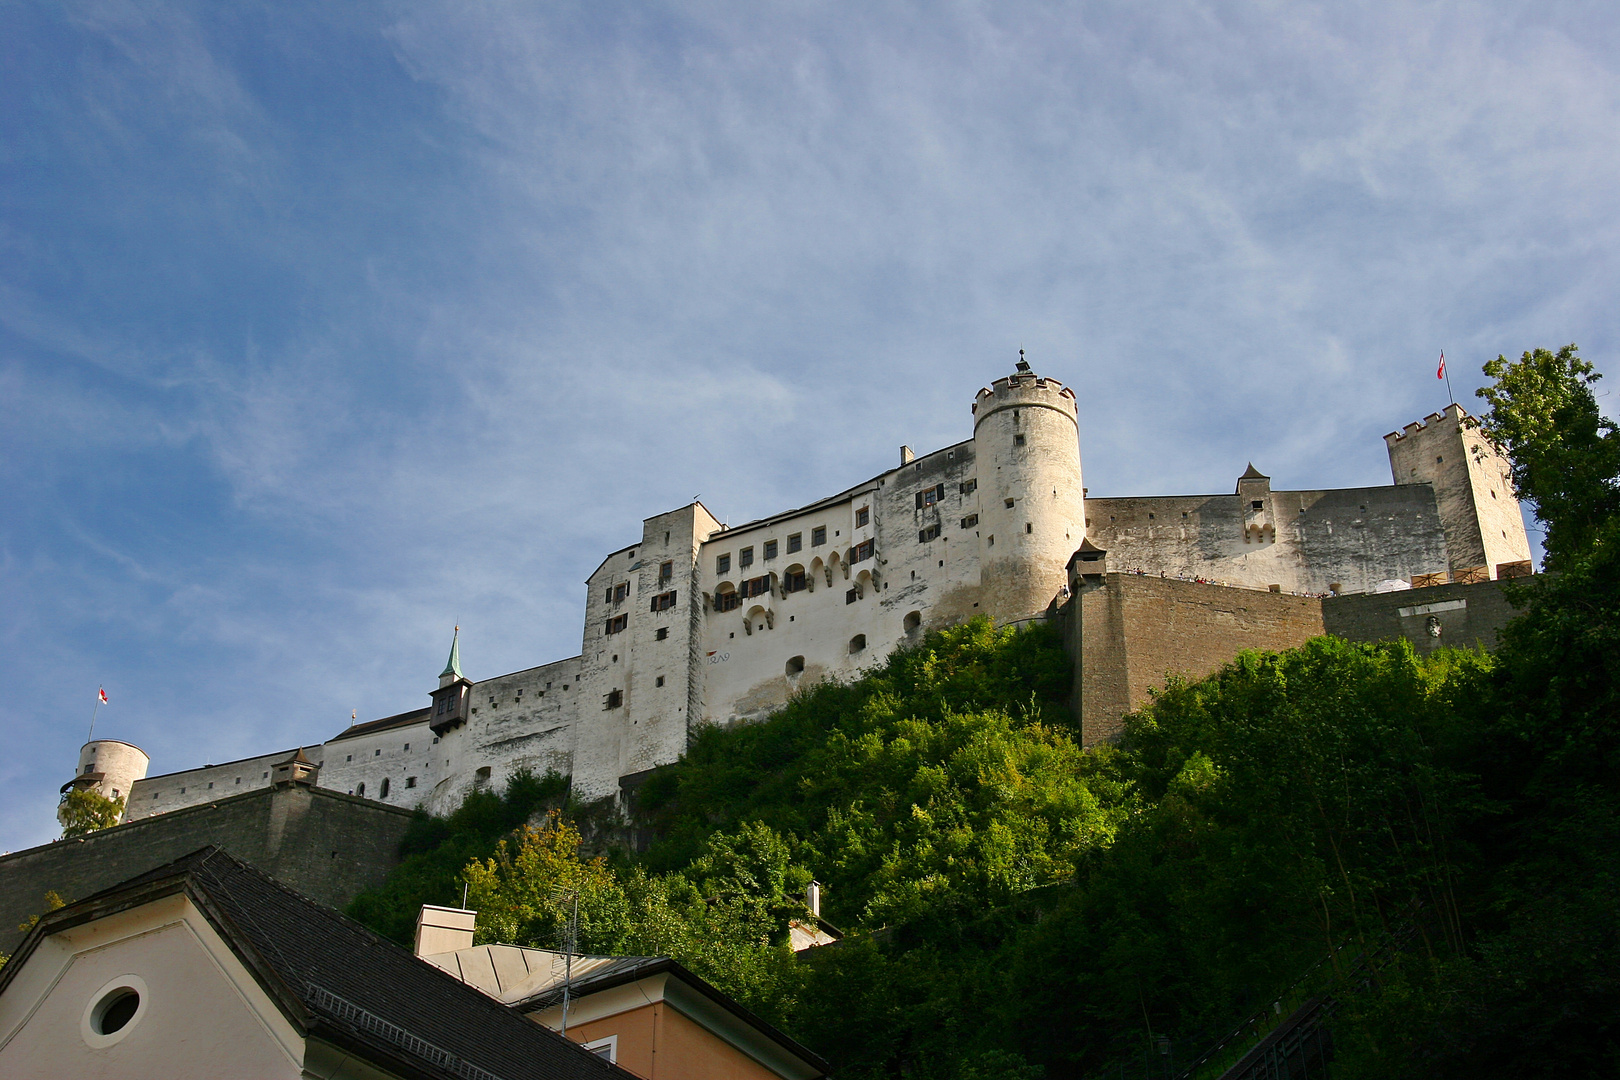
[656,675,665,687]
[1183,512,1189,518]
[403,743,409,750]
[153,792,159,799]
[856,507,870,528]
[852,539,874,563]
[1006,498,1016,508]
[786,655,805,676]
[784,568,807,592]
[916,483,945,508]
[208,782,214,789]
[476,767,491,780]
[613,582,630,603]
[605,614,628,635]
[651,590,678,612]
[604,689,623,709]
[1251,501,1264,510]
[740,546,754,568]
[788,533,802,553]
[406,776,416,789]
[812,526,827,547]
[904,611,922,634]
[380,778,391,799]
[1026,522,1033,533]
[659,560,673,584]
[764,540,778,561]
[960,479,977,495]
[656,626,669,640]
[962,514,979,528]
[849,634,867,654]
[716,553,731,575]
[743,575,771,598]
[346,755,352,762]
[1014,434,1026,446]
[716,589,741,612]
[263,771,269,778]
[376,748,382,756]
[1148,513,1154,520]
[919,524,940,543]
[846,588,859,604]
[235,777,241,784]
[356,783,365,797]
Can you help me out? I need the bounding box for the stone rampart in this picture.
[0,783,415,954]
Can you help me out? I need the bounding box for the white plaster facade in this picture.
[92,362,1529,820]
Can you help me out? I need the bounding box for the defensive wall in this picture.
[0,782,415,954]
[1067,572,1524,745]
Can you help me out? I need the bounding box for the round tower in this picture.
[60,739,149,818]
[972,360,1086,624]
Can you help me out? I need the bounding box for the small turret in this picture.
[60,739,148,825]
[431,627,472,736]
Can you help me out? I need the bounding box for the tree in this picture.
[1476,345,1620,566]
[58,788,124,838]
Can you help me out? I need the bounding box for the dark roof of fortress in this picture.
[0,847,627,1080]
[329,706,433,742]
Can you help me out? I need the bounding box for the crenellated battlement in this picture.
[1385,403,1469,447]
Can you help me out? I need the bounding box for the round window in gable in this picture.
[81,974,149,1048]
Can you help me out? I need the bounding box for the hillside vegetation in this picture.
[350,346,1619,1078]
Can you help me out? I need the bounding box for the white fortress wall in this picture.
[319,712,439,805]
[126,747,323,822]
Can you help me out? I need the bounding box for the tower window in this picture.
[356,783,365,797]
[916,483,945,508]
[716,553,731,574]
[651,590,678,611]
[656,675,665,687]
[659,560,673,583]
[962,514,979,528]
[605,614,628,635]
[855,506,870,528]
[743,575,771,598]
[380,778,391,799]
[604,689,623,709]
[764,540,778,560]
[1025,522,1032,533]
[919,524,940,543]
[656,626,669,640]
[784,568,807,592]
[852,539,874,563]
[1005,498,1016,509]
[1251,501,1264,510]
[613,582,629,603]
[846,588,859,604]
[406,776,416,788]
[716,589,741,612]
[739,546,754,568]
[812,526,826,546]
[787,533,802,553]
[960,479,977,495]
[1014,434,1026,446]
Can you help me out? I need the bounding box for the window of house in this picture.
[406,776,416,789]
[716,589,741,612]
[605,614,628,635]
[613,582,630,603]
[916,483,945,508]
[846,588,859,604]
[764,539,778,560]
[962,514,979,529]
[812,526,826,547]
[584,1037,617,1064]
[1014,434,1026,446]
[716,553,731,574]
[656,626,669,640]
[651,590,678,611]
[740,546,754,568]
[743,575,771,598]
[855,506,870,528]
[787,533,802,553]
[604,689,623,709]
[919,524,940,543]
[784,568,807,592]
[960,479,977,495]
[852,539,874,563]
[380,778,391,799]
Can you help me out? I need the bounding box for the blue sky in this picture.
[4,1,1615,850]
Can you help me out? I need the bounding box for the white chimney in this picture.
[805,880,821,919]
[414,904,476,957]
[900,445,915,465]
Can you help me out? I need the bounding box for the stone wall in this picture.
[0,783,415,954]
[1322,578,1522,655]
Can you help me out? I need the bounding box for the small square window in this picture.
[1014,434,1026,446]
[346,755,352,762]
[651,589,678,611]
[739,546,754,568]
[1252,501,1264,510]
[960,479,977,495]
[962,514,979,529]
[716,553,731,575]
[375,749,381,756]
[787,533,802,553]
[1006,498,1016,509]
[604,689,623,709]
[855,507,870,528]
[656,626,669,641]
[919,524,940,543]
[764,540,778,560]
[403,743,410,750]
[606,614,628,634]
[812,526,826,547]
[613,582,629,603]
[406,776,417,788]
[846,588,859,604]
[852,539,874,563]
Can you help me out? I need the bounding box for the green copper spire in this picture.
[440,626,463,680]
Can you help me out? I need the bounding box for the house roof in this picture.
[329,706,433,743]
[0,848,626,1080]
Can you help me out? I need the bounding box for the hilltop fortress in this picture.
[64,359,1532,827]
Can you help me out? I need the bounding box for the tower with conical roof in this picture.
[430,627,471,736]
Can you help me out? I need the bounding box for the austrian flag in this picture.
[1437,351,1446,380]
[98,687,108,704]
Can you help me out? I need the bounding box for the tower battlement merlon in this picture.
[1384,403,1471,447]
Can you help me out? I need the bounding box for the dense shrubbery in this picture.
[350,345,1620,1078]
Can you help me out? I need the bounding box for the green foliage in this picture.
[345,768,569,944]
[1476,344,1620,566]
[58,788,124,838]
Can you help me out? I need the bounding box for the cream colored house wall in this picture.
[0,894,306,1079]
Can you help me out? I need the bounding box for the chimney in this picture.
[414,904,476,957]
[900,445,915,465]
[805,880,821,919]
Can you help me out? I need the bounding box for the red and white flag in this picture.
[1437,351,1446,380]
[98,687,108,704]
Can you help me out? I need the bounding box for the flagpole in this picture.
[1441,350,1456,408]
[88,698,100,743]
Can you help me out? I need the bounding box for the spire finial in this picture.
[440,626,463,680]
[1015,348,1032,374]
